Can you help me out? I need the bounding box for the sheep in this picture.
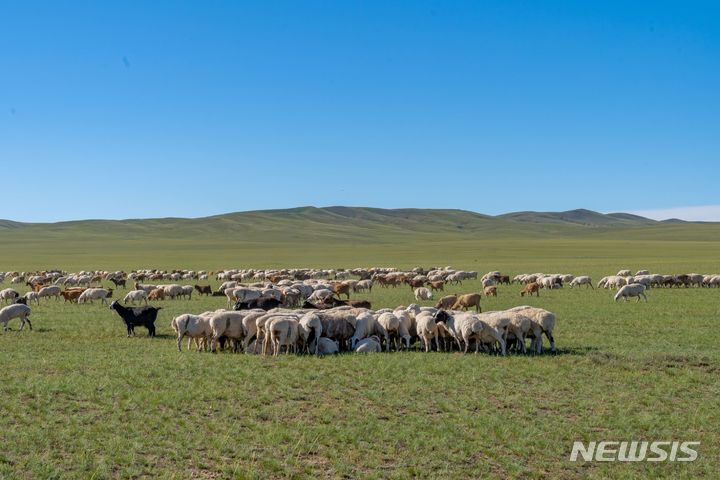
[614,283,647,303]
[180,285,193,299]
[617,269,632,277]
[133,282,156,294]
[414,287,432,301]
[0,288,19,304]
[484,286,497,297]
[123,290,148,305]
[635,270,649,276]
[569,276,593,289]
[171,314,213,351]
[353,279,373,293]
[0,303,32,331]
[355,335,382,353]
[298,312,323,355]
[434,295,457,310]
[23,291,40,306]
[208,310,255,353]
[377,312,402,350]
[452,293,482,312]
[349,311,389,350]
[37,285,61,301]
[434,311,505,354]
[265,316,300,356]
[313,309,357,351]
[309,337,339,355]
[77,288,113,305]
[415,311,439,352]
[161,284,184,299]
[393,308,415,349]
[508,306,557,353]
[307,288,334,304]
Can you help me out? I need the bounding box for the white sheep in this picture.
[569,276,593,289]
[355,335,382,353]
[309,337,339,355]
[24,291,40,306]
[614,284,647,302]
[0,303,32,331]
[171,314,213,351]
[0,288,19,303]
[123,290,148,305]
[617,269,632,277]
[77,288,112,305]
[415,311,439,352]
[37,285,62,301]
[413,287,432,301]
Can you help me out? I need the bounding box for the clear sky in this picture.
[2,1,719,222]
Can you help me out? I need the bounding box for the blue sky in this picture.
[2,1,719,222]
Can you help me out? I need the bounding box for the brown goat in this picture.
[452,293,482,313]
[520,282,540,297]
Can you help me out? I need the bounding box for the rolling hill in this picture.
[1,206,719,270]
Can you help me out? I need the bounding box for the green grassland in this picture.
[0,208,719,478]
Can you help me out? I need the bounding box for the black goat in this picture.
[109,300,161,337]
[233,297,283,311]
[109,278,127,289]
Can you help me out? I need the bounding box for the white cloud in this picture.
[625,205,720,222]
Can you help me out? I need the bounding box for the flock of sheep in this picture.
[169,303,556,356]
[1,266,714,346]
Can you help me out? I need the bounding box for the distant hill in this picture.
[0,206,710,240]
[1,206,719,270]
[497,208,657,227]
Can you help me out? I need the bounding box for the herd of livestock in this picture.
[0,266,716,353]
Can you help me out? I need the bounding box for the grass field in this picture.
[1,209,719,478]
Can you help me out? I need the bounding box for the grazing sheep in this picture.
[265,316,300,356]
[569,276,593,289]
[208,310,254,353]
[180,285,193,299]
[614,283,648,302]
[509,306,557,353]
[617,269,632,277]
[24,291,40,306]
[415,311,439,352]
[635,270,649,276]
[298,312,323,355]
[353,279,373,293]
[355,335,382,353]
[0,288,19,304]
[349,311,389,351]
[123,290,148,305]
[171,314,212,351]
[452,293,482,313]
[414,287,432,301]
[484,286,497,297]
[77,288,113,305]
[0,303,32,331]
[37,285,61,301]
[377,312,402,350]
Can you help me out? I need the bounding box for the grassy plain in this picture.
[0,208,719,478]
